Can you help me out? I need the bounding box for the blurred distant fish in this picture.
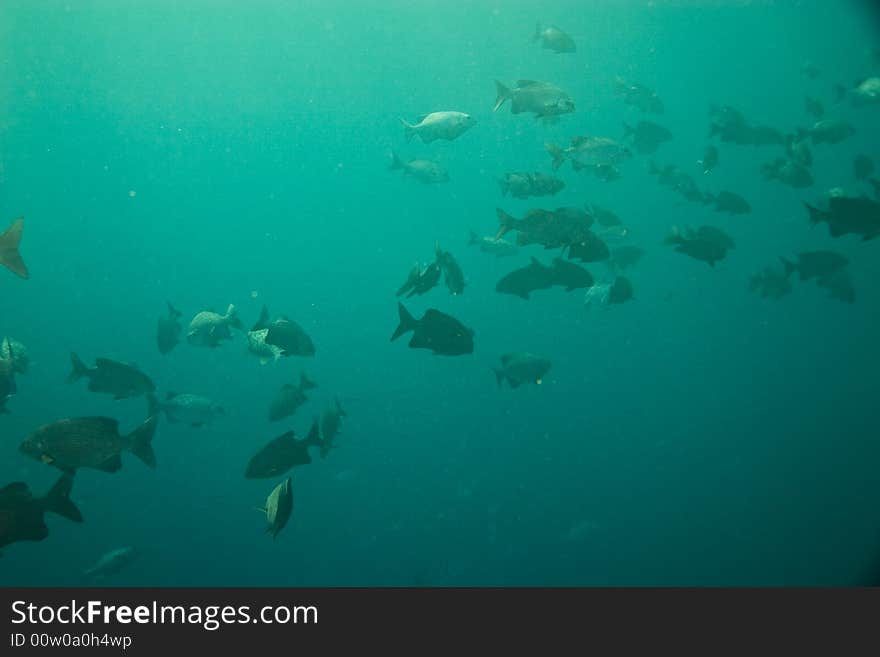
[399,111,475,143]
[319,397,346,459]
[261,477,293,539]
[467,231,519,257]
[0,218,28,279]
[187,304,244,348]
[268,372,317,423]
[493,80,575,119]
[801,119,855,145]
[610,246,645,271]
[749,266,792,300]
[697,145,719,174]
[532,23,576,53]
[0,354,15,415]
[160,392,225,428]
[586,204,622,227]
[801,61,820,79]
[244,423,320,479]
[780,251,848,281]
[664,225,733,267]
[435,243,465,295]
[834,76,880,106]
[156,301,182,355]
[803,197,880,240]
[816,269,855,303]
[804,96,824,119]
[622,120,672,155]
[84,547,137,580]
[493,352,552,389]
[68,353,155,400]
[762,158,813,188]
[706,191,751,215]
[389,152,449,184]
[784,135,812,168]
[545,137,631,172]
[854,154,875,181]
[0,474,82,554]
[613,76,664,114]
[498,172,564,199]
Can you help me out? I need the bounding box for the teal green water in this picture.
[1,1,879,586]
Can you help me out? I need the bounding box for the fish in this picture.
[708,104,784,146]
[389,152,449,184]
[648,161,708,203]
[160,392,225,428]
[496,207,594,249]
[697,145,719,174]
[0,354,15,415]
[803,119,855,145]
[252,306,316,357]
[567,232,610,263]
[156,301,183,355]
[804,197,880,240]
[498,172,565,199]
[68,353,156,400]
[493,353,552,389]
[319,397,346,459]
[608,275,634,304]
[545,137,632,172]
[583,282,611,308]
[1,337,28,375]
[610,246,645,271]
[467,231,519,257]
[622,120,673,155]
[532,23,576,53]
[748,266,792,300]
[435,244,465,296]
[246,328,283,365]
[399,111,475,143]
[805,96,825,119]
[261,477,293,539]
[784,135,813,168]
[493,80,575,119]
[390,303,474,356]
[0,218,28,279]
[595,225,629,244]
[780,251,849,281]
[613,77,664,114]
[84,547,137,580]
[19,399,159,474]
[762,158,814,188]
[801,61,820,79]
[244,422,321,479]
[835,76,880,106]
[495,258,557,299]
[707,191,751,215]
[0,474,82,553]
[854,154,875,181]
[550,258,593,291]
[396,261,442,298]
[816,269,855,303]
[186,304,244,348]
[268,372,317,423]
[586,204,622,227]
[664,226,732,267]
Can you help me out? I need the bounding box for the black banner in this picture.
[1,587,878,653]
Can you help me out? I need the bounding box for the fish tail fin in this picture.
[68,352,87,384]
[43,473,83,523]
[779,257,796,279]
[299,371,318,391]
[492,367,507,388]
[495,208,516,239]
[493,80,511,112]
[391,302,417,342]
[0,218,28,279]
[251,304,271,332]
[127,414,158,469]
[305,417,322,448]
[544,142,565,170]
[225,304,244,331]
[166,301,181,318]
[399,118,417,143]
[803,202,826,226]
[389,150,403,170]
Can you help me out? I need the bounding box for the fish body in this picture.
[68,353,155,400]
[546,137,631,171]
[389,152,449,184]
[613,77,664,113]
[493,352,552,389]
[0,474,82,552]
[84,547,137,579]
[187,304,243,348]
[495,258,557,299]
[468,231,519,257]
[262,477,293,539]
[623,120,672,154]
[400,111,475,143]
[390,303,474,356]
[493,80,575,118]
[804,197,880,240]
[0,218,28,279]
[319,397,346,459]
[533,23,576,53]
[156,302,182,355]
[268,372,317,423]
[245,423,320,479]
[498,172,564,199]
[161,392,225,428]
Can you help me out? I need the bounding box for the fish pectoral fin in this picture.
[96,454,123,473]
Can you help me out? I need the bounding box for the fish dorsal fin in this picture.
[96,454,123,473]
[251,305,271,332]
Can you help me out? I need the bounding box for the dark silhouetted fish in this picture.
[762,157,813,188]
[1,337,29,375]
[707,191,751,215]
[268,372,317,423]
[805,96,824,119]
[613,77,664,113]
[252,306,316,357]
[749,266,792,300]
[68,353,155,400]
[390,303,474,356]
[697,145,719,174]
[608,276,634,304]
[804,197,880,240]
[244,421,321,479]
[0,474,82,553]
[567,232,611,263]
[396,261,442,298]
[0,352,16,414]
[551,257,593,291]
[780,251,849,281]
[435,244,465,295]
[495,258,557,300]
[623,120,672,154]
[610,246,645,271]
[816,269,855,303]
[664,226,731,267]
[493,353,552,389]
[319,397,346,459]
[156,301,182,355]
[0,218,28,279]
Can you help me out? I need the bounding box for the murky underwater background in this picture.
[1,0,879,585]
